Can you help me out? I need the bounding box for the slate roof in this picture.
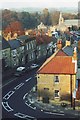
[18,35,35,43]
[8,39,21,50]
[64,19,78,27]
[38,56,75,74]
[18,35,29,41]
[63,46,73,56]
[55,49,68,56]
[2,37,10,50]
[77,68,80,79]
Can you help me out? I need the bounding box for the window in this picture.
[26,44,28,50]
[54,90,59,98]
[31,42,33,49]
[44,88,49,90]
[12,50,17,57]
[21,46,24,53]
[54,76,59,83]
[29,43,31,49]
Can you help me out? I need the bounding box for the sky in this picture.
[0,0,79,9]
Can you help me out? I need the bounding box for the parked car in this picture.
[14,67,29,77]
[30,64,39,70]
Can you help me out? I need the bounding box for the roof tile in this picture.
[38,56,75,74]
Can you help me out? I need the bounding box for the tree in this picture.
[50,11,60,25]
[2,9,18,30]
[41,8,51,25]
[4,21,24,35]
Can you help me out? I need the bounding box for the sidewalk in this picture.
[24,87,80,118]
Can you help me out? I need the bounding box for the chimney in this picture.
[66,40,71,46]
[25,31,29,35]
[57,39,62,49]
[12,33,18,39]
[73,47,77,61]
[72,47,77,73]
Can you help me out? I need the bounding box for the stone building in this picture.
[37,47,77,103]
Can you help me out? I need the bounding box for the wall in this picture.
[37,73,76,102]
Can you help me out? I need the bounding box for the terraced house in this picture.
[18,35,36,64]
[37,47,77,103]
[2,37,10,69]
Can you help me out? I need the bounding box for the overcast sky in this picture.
[0,0,79,9]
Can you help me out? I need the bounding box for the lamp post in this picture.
[70,75,73,107]
[73,89,76,110]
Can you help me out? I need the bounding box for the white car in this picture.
[17,67,25,71]
[14,67,26,76]
[30,64,39,69]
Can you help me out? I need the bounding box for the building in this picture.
[37,22,47,30]
[76,68,80,100]
[50,12,79,33]
[37,47,77,103]
[2,37,10,69]
[36,35,53,59]
[8,39,23,67]
[64,19,79,28]
[18,35,36,64]
[50,12,69,33]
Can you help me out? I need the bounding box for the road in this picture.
[2,67,79,120]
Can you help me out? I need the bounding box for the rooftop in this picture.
[8,39,21,50]
[63,46,73,56]
[2,37,10,50]
[38,55,75,74]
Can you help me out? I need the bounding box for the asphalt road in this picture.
[2,67,79,120]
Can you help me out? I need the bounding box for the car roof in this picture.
[17,67,25,71]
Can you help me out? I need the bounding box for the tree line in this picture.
[2,8,78,32]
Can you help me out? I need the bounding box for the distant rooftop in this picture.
[8,39,21,50]
[65,19,78,27]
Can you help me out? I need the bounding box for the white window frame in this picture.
[29,43,31,49]
[54,90,59,98]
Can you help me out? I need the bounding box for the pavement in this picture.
[23,87,80,119]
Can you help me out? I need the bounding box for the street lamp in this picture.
[72,89,76,110]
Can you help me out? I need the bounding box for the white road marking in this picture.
[2,78,17,88]
[2,102,13,112]
[23,93,28,100]
[3,91,15,100]
[43,111,64,116]
[14,83,24,90]
[60,111,64,113]
[25,101,36,110]
[14,112,35,119]
[25,77,32,82]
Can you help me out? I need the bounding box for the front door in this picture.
[42,97,49,103]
